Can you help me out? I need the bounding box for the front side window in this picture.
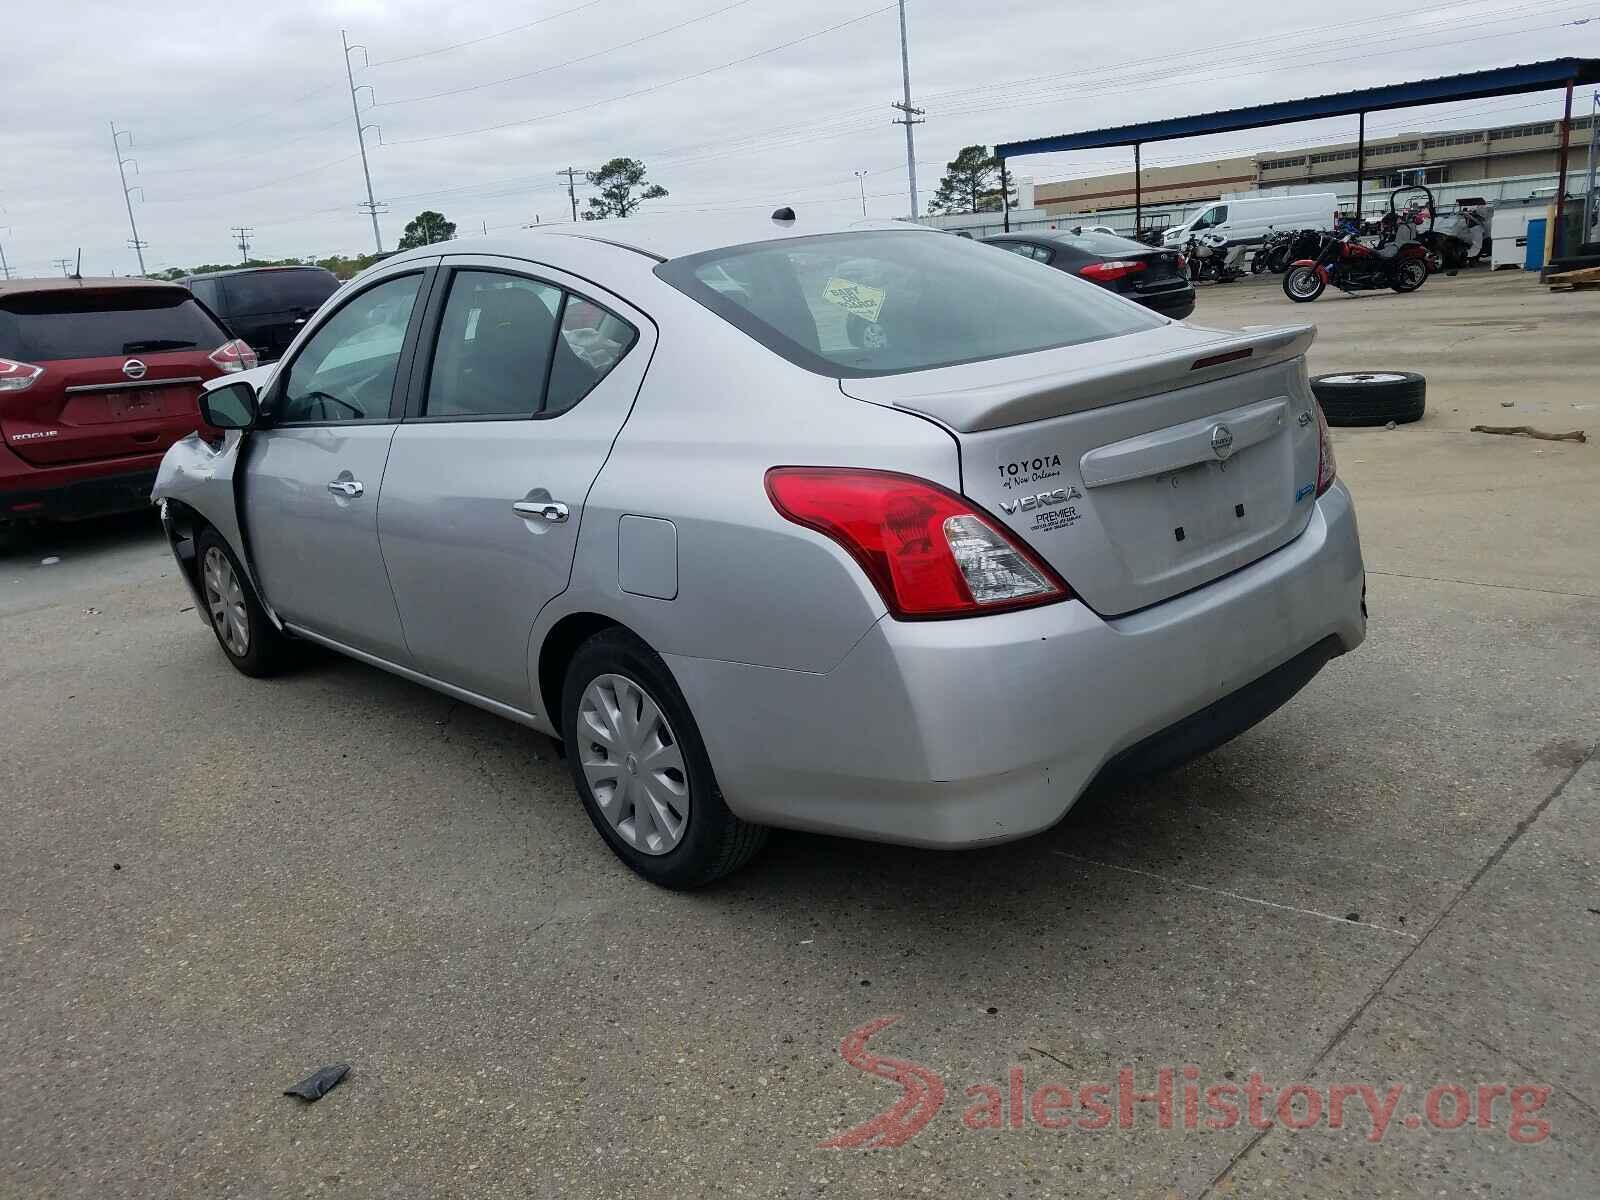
[423,270,639,420]
[277,273,422,423]
[656,230,1159,378]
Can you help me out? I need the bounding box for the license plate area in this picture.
[1096,437,1292,586]
[63,385,191,426]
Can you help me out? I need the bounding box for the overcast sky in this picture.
[5,0,1596,275]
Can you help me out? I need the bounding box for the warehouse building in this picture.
[1031,114,1598,215]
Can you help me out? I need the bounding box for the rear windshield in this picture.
[220,269,340,314]
[655,230,1161,378]
[1049,230,1153,256]
[0,288,229,362]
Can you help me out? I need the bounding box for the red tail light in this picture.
[209,339,258,373]
[765,467,1070,620]
[0,357,44,393]
[1314,400,1337,496]
[1078,259,1149,283]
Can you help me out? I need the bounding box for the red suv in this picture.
[0,277,254,521]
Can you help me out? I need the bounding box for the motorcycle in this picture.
[1184,231,1246,283]
[1282,231,1430,301]
[1250,228,1292,274]
[1283,185,1432,302]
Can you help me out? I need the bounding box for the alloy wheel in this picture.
[578,673,690,855]
[202,546,250,657]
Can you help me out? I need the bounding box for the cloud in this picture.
[2,0,1586,274]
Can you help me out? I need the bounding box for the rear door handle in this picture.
[513,499,569,523]
[327,479,364,498]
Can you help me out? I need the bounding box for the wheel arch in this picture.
[537,611,634,735]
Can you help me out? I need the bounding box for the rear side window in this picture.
[0,288,229,362]
[656,230,1160,379]
[220,269,339,315]
[422,270,638,420]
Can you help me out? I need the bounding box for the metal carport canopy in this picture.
[994,59,1600,157]
[993,58,1600,247]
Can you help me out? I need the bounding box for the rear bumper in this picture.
[667,480,1365,848]
[1137,288,1196,319]
[0,446,162,520]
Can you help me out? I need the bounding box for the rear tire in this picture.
[195,527,291,677]
[561,628,767,888]
[1391,259,1428,293]
[1283,266,1325,302]
[1309,371,1426,427]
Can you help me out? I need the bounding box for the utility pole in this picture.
[854,170,869,217]
[231,225,253,263]
[0,228,11,281]
[342,30,384,253]
[52,257,74,277]
[110,122,148,275]
[557,167,584,222]
[890,0,923,220]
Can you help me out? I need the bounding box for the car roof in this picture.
[182,265,333,280]
[0,276,188,298]
[377,212,930,269]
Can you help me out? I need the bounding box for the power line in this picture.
[51,257,75,277]
[368,0,609,68]
[385,2,903,147]
[376,0,760,108]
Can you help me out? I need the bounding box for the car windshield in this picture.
[655,230,1161,378]
[0,288,228,362]
[221,269,339,314]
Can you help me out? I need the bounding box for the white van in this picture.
[1163,193,1338,247]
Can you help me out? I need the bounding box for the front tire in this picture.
[561,628,767,888]
[195,527,290,677]
[1283,265,1325,302]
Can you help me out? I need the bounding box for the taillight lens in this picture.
[1315,400,1337,496]
[1175,255,1187,272]
[765,467,1070,620]
[209,339,258,373]
[0,357,44,392]
[1079,259,1149,283]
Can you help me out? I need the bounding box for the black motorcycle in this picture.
[1250,229,1292,274]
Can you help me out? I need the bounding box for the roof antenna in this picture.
[771,206,796,223]
[73,247,82,279]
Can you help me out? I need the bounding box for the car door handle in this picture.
[327,479,365,498]
[513,499,569,523]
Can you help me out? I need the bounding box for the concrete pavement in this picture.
[1,268,1596,1198]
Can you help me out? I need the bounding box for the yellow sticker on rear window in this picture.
[820,276,886,323]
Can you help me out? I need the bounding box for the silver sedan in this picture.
[154,213,1366,887]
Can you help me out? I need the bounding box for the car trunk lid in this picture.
[2,351,216,466]
[840,322,1324,615]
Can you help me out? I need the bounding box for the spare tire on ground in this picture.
[1309,371,1426,426]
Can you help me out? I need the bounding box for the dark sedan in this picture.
[983,229,1195,319]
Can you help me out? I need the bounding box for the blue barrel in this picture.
[1525,218,1546,270]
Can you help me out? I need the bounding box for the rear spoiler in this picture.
[848,324,1315,434]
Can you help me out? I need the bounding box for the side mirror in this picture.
[199,380,259,431]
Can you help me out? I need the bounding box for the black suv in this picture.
[180,266,340,362]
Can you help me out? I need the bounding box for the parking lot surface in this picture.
[2,268,1597,1198]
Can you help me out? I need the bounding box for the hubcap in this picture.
[1319,372,1408,385]
[578,673,689,855]
[202,546,249,657]
[1288,269,1320,298]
